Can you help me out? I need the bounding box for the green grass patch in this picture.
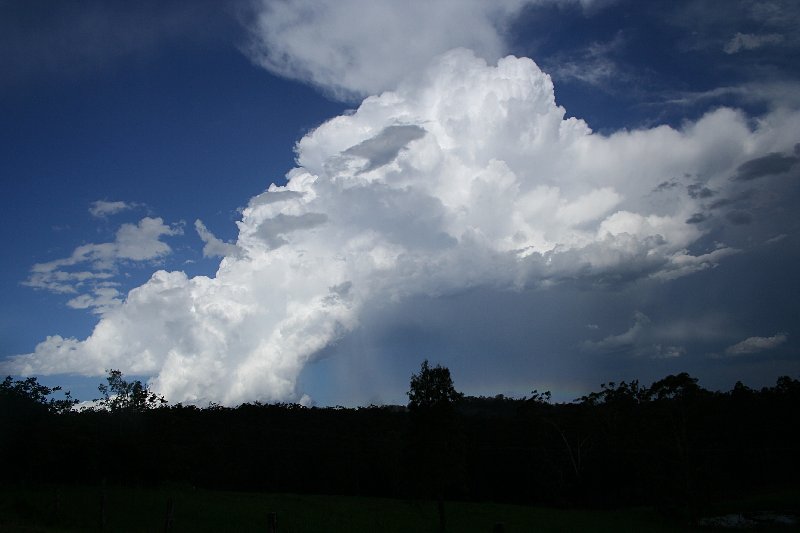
[0,484,705,532]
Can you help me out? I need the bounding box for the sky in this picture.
[2,0,799,407]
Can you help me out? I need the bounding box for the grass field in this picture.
[1,484,796,532]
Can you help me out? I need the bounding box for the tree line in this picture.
[2,364,798,517]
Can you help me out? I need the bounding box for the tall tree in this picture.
[407,360,463,412]
[407,360,464,533]
[96,370,166,412]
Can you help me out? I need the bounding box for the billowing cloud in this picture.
[342,125,427,173]
[242,0,617,100]
[5,49,800,405]
[724,334,788,356]
[243,0,539,99]
[195,220,242,258]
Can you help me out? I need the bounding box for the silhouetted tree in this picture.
[1,375,78,414]
[0,376,78,483]
[407,360,464,532]
[2,370,799,512]
[96,369,166,412]
[408,360,463,412]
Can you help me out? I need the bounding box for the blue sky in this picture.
[2,0,799,406]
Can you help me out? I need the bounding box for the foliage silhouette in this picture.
[1,371,798,517]
[407,360,463,412]
[407,360,466,532]
[1,375,78,414]
[1,376,78,483]
[96,369,166,412]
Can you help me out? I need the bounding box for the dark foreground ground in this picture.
[3,373,799,531]
[1,484,798,532]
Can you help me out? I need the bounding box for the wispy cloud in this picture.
[724,334,788,356]
[547,32,629,89]
[583,311,686,359]
[89,200,136,218]
[584,310,735,358]
[23,216,182,307]
[723,32,784,54]
[657,81,800,112]
[67,287,123,315]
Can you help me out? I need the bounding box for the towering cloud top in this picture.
[6,48,799,404]
[243,0,528,99]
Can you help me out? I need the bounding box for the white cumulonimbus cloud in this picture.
[5,49,800,404]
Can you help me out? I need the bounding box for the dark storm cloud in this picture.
[686,213,708,224]
[343,125,427,172]
[310,235,800,405]
[322,281,353,306]
[687,183,714,199]
[708,189,755,210]
[533,235,671,289]
[709,198,732,210]
[733,151,799,181]
[726,210,753,225]
[654,180,679,192]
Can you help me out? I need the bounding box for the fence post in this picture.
[163,497,175,532]
[99,479,107,532]
[267,511,278,533]
[52,487,61,522]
